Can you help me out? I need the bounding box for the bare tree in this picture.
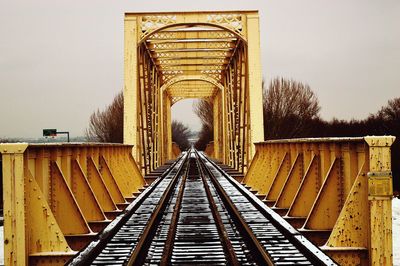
[193,99,214,150]
[171,120,191,150]
[193,99,213,130]
[86,91,124,143]
[85,91,191,150]
[375,97,400,135]
[263,77,321,139]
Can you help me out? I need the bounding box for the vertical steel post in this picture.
[1,143,28,266]
[246,13,264,159]
[124,15,139,159]
[365,136,395,265]
[213,92,220,160]
[166,96,172,160]
[221,80,227,165]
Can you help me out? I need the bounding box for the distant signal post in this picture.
[43,128,70,142]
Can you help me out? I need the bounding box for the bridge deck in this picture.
[68,149,336,265]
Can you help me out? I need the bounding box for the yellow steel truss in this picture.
[0,11,396,266]
[242,137,396,265]
[0,143,145,265]
[123,11,264,174]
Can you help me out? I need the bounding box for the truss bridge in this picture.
[0,11,396,266]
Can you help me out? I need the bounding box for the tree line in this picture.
[263,77,400,142]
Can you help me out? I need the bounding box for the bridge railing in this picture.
[243,136,395,265]
[0,143,145,265]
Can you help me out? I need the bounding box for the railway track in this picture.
[68,149,337,265]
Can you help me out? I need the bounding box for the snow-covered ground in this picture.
[393,197,400,265]
[0,226,3,265]
[0,200,397,265]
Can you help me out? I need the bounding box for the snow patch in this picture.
[0,226,3,265]
[393,198,400,265]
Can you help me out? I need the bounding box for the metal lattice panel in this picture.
[125,11,264,175]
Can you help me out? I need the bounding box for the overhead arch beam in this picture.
[160,75,224,92]
[139,22,248,45]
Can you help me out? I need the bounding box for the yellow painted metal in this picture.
[287,154,321,218]
[275,153,304,211]
[166,96,172,160]
[171,142,181,159]
[213,91,221,159]
[123,11,264,174]
[167,83,218,99]
[302,158,343,243]
[123,16,138,159]
[204,142,215,159]
[71,160,106,222]
[242,137,396,265]
[245,13,264,160]
[365,136,395,265]
[0,143,145,265]
[160,75,224,91]
[49,161,91,235]
[99,156,126,204]
[265,153,291,201]
[1,144,28,265]
[87,158,117,212]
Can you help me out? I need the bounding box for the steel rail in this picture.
[200,152,338,266]
[195,150,275,266]
[70,150,336,265]
[126,153,189,266]
[66,154,186,266]
[159,161,188,265]
[195,151,240,266]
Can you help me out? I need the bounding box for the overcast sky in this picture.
[0,0,399,138]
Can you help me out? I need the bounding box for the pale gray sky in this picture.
[1,0,399,138]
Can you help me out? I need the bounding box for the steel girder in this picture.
[124,11,264,174]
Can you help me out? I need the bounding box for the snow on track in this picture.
[0,198,398,265]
